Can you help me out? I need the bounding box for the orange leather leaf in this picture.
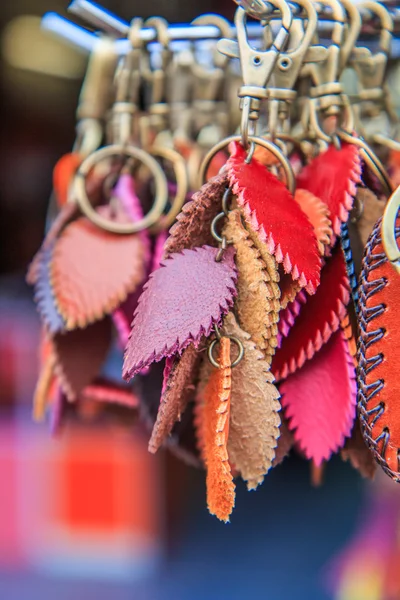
[51,207,146,329]
[358,217,400,478]
[294,189,333,255]
[32,353,56,422]
[196,337,235,522]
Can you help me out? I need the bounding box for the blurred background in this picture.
[0,1,399,599]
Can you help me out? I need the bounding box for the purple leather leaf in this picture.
[123,245,237,380]
[152,231,168,272]
[34,243,66,334]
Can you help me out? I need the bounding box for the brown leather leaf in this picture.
[51,207,146,329]
[355,187,386,248]
[341,421,376,479]
[51,317,112,401]
[195,337,235,522]
[149,345,201,454]
[223,210,280,361]
[164,173,228,257]
[222,313,281,490]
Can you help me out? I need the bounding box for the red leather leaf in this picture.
[272,244,350,380]
[123,246,237,380]
[227,142,321,294]
[51,317,112,401]
[277,290,307,347]
[51,206,147,329]
[296,142,362,240]
[33,243,66,333]
[281,330,357,466]
[53,152,81,207]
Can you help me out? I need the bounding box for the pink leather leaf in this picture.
[277,290,307,347]
[82,377,139,408]
[227,142,321,294]
[296,142,362,240]
[281,330,357,466]
[272,244,350,381]
[51,205,147,329]
[123,245,237,380]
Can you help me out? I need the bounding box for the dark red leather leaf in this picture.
[272,244,350,381]
[281,330,357,466]
[227,142,321,294]
[296,142,362,240]
[51,317,112,401]
[123,245,237,380]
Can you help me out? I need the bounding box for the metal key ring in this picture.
[198,135,295,195]
[208,335,244,369]
[382,185,400,274]
[74,144,168,234]
[149,145,189,233]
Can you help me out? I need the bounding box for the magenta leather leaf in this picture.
[296,142,362,240]
[123,245,237,380]
[277,290,307,347]
[280,330,357,466]
[227,142,321,295]
[34,243,66,334]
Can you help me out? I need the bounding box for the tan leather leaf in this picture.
[149,345,201,454]
[355,187,386,247]
[195,337,235,522]
[341,422,376,479]
[272,417,294,467]
[341,312,357,367]
[51,207,146,329]
[51,317,112,401]
[222,313,281,490]
[223,210,280,361]
[164,173,228,257]
[294,189,333,255]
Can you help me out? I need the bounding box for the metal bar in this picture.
[41,12,97,52]
[68,0,128,35]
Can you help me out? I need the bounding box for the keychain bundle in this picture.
[29,0,400,520]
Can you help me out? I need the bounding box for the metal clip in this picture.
[112,18,144,146]
[217,2,292,146]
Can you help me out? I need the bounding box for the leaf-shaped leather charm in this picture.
[123,246,237,380]
[51,206,146,329]
[196,337,235,522]
[341,422,376,479]
[294,189,333,255]
[358,218,400,478]
[296,142,362,239]
[27,202,79,286]
[33,243,66,333]
[341,312,357,366]
[53,152,81,207]
[164,173,228,257]
[223,210,280,360]
[149,345,201,453]
[272,244,350,381]
[227,142,321,294]
[272,417,294,467]
[222,313,281,489]
[281,330,357,466]
[51,317,112,401]
[341,221,359,308]
[277,290,307,347]
[81,377,139,408]
[33,353,56,422]
[355,187,386,248]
